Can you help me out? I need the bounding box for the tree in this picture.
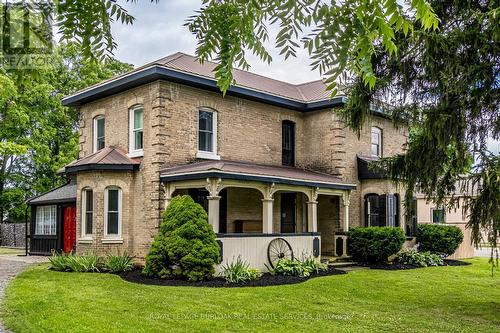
[186,0,499,267]
[0,43,132,222]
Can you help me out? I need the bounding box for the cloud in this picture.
[111,1,321,84]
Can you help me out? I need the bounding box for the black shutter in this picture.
[379,194,387,227]
[282,121,295,166]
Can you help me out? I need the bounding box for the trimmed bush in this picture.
[394,249,444,267]
[416,224,463,257]
[347,227,405,263]
[143,195,220,282]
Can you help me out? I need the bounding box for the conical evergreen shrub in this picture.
[143,195,220,281]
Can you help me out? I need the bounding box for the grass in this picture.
[0,247,23,255]
[1,258,499,333]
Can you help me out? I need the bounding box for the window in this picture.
[93,115,105,152]
[35,205,57,235]
[432,208,445,224]
[365,193,400,227]
[282,120,295,166]
[82,189,93,237]
[371,127,382,157]
[104,187,121,237]
[197,108,219,159]
[129,105,144,156]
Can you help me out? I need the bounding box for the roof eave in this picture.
[64,163,140,173]
[62,65,347,112]
[160,170,356,190]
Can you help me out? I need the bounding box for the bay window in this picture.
[104,187,121,238]
[82,189,93,237]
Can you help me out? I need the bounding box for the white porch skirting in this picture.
[215,233,321,271]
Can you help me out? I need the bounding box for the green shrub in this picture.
[416,224,463,257]
[347,227,405,263]
[271,258,327,277]
[143,195,220,282]
[220,256,262,283]
[65,253,102,272]
[48,252,71,271]
[49,253,102,272]
[105,253,134,273]
[394,249,445,267]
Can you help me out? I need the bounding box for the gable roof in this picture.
[62,52,346,111]
[63,146,141,173]
[27,180,77,205]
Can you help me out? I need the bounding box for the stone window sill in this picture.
[102,238,124,244]
[196,151,221,160]
[78,238,93,244]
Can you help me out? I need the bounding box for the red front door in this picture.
[63,206,77,253]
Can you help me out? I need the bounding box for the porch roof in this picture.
[160,160,356,190]
[26,180,76,205]
[63,146,141,173]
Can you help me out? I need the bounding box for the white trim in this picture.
[162,170,357,188]
[93,115,105,153]
[104,186,122,238]
[81,188,93,238]
[129,104,144,157]
[197,108,219,159]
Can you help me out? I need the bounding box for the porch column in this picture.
[342,192,350,232]
[262,199,274,233]
[307,201,318,232]
[207,196,221,233]
[163,183,173,210]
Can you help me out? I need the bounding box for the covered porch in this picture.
[161,160,355,270]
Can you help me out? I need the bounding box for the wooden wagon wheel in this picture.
[267,238,294,268]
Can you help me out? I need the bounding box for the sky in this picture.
[110,1,499,155]
[110,0,321,84]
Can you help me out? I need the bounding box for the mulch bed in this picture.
[117,266,346,288]
[358,259,471,270]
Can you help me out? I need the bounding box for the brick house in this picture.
[26,52,412,268]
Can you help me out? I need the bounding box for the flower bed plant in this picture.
[48,252,133,273]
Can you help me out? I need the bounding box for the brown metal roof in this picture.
[64,52,342,105]
[160,160,355,190]
[64,146,140,173]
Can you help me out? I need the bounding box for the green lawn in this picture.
[2,258,499,333]
[0,247,23,255]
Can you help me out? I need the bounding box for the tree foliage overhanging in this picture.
[0,43,132,221]
[342,0,499,267]
[187,0,499,266]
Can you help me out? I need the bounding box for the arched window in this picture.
[93,115,105,152]
[371,127,382,157]
[81,188,93,238]
[104,186,122,238]
[129,105,144,157]
[197,107,219,159]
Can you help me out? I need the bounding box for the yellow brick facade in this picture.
[75,80,407,258]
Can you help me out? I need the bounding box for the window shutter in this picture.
[386,194,395,227]
[379,194,387,227]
